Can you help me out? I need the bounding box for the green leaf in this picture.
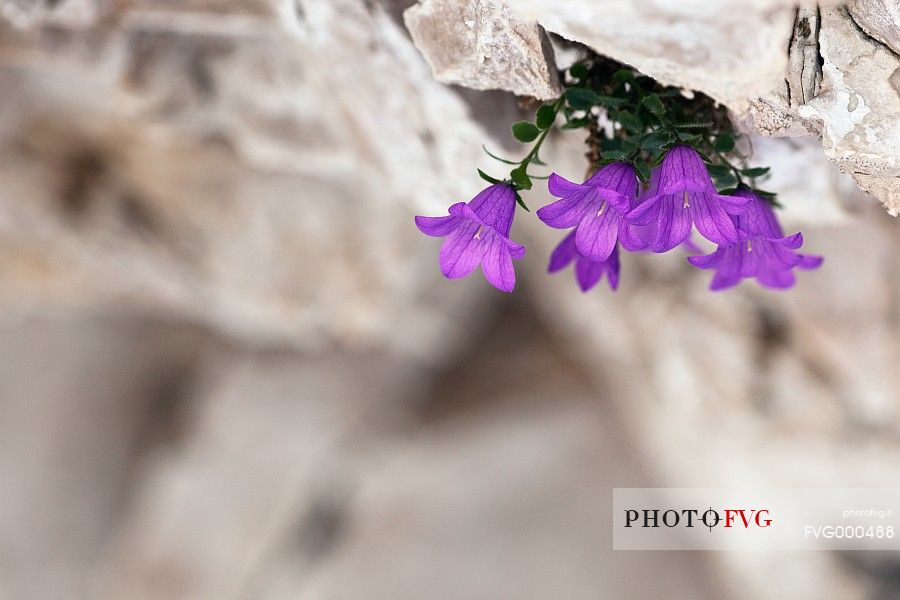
[742,167,771,178]
[614,110,643,134]
[714,133,735,153]
[510,165,532,190]
[564,88,601,111]
[535,104,557,129]
[641,94,666,116]
[569,63,588,80]
[677,132,700,142]
[621,138,638,155]
[613,69,635,83]
[601,150,629,161]
[754,189,781,208]
[640,131,673,153]
[561,117,590,130]
[634,161,651,184]
[514,191,530,211]
[512,121,540,143]
[714,174,738,190]
[601,138,623,152]
[477,169,501,184]
[674,121,713,130]
[706,164,732,178]
[596,95,627,109]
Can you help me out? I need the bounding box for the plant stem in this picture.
[515,96,565,173]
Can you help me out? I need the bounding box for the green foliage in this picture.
[564,88,601,111]
[480,55,778,204]
[512,121,540,143]
[535,105,557,129]
[477,169,501,184]
[510,165,533,191]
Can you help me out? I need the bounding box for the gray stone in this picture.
[404,0,561,100]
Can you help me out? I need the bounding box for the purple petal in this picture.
[449,202,480,221]
[575,207,618,262]
[574,256,604,292]
[690,193,739,245]
[481,233,516,293]
[626,195,661,226]
[537,187,598,229]
[709,246,743,291]
[659,146,717,195]
[606,246,621,290]
[733,189,782,236]
[415,212,460,237]
[798,254,823,270]
[468,184,517,237]
[650,195,692,253]
[548,173,582,197]
[740,241,759,277]
[506,238,527,260]
[640,167,662,201]
[598,188,632,215]
[687,248,725,269]
[773,232,803,250]
[548,231,578,273]
[439,221,487,279]
[760,238,804,270]
[618,219,649,252]
[756,266,797,290]
[718,193,751,216]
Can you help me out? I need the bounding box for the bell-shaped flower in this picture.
[537,162,646,263]
[415,183,526,293]
[548,230,620,292]
[627,146,749,252]
[688,188,823,290]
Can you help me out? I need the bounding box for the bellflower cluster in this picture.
[688,188,823,290]
[414,57,823,296]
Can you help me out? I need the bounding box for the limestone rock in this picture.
[847,0,900,55]
[798,7,900,215]
[504,0,796,111]
[403,0,561,100]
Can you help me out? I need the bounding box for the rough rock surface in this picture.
[800,6,900,215]
[405,0,900,214]
[848,0,900,55]
[404,0,561,100]
[408,0,797,110]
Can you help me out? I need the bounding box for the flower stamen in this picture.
[597,202,607,216]
[682,191,690,208]
[474,225,484,240]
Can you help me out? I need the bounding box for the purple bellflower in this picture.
[415,183,526,293]
[548,230,620,292]
[537,162,647,263]
[633,166,702,254]
[688,188,823,291]
[627,145,749,253]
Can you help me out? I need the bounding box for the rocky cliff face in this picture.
[406,0,900,214]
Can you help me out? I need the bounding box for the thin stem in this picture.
[515,96,565,172]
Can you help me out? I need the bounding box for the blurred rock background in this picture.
[0,1,898,599]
